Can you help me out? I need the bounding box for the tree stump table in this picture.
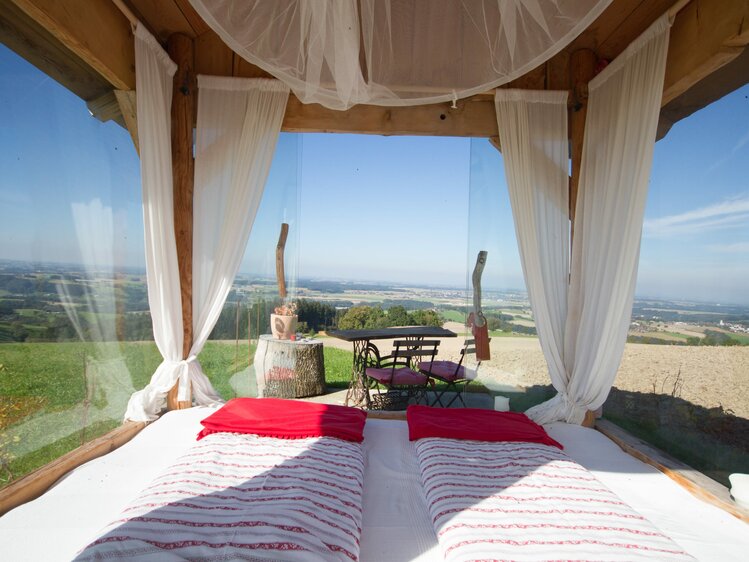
[254,335,326,398]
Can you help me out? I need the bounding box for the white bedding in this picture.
[415,438,693,561]
[1,408,747,561]
[76,431,364,561]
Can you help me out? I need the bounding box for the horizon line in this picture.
[1,257,748,308]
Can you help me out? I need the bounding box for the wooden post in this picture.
[569,49,597,241]
[167,33,195,410]
[569,49,598,426]
[276,223,289,299]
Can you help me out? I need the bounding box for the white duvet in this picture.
[76,431,365,561]
[415,438,695,561]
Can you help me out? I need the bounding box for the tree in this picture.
[338,306,387,330]
[297,299,339,332]
[410,309,443,327]
[386,305,412,326]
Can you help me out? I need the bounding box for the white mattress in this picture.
[0,408,747,561]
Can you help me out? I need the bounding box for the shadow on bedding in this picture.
[413,438,694,560]
[73,434,364,562]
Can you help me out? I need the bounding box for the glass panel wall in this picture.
[201,133,301,400]
[468,138,551,411]
[605,85,749,485]
[0,45,155,488]
[467,88,749,485]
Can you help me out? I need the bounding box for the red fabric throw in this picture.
[406,405,563,449]
[197,398,367,443]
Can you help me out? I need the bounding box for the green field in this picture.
[660,331,692,340]
[723,331,749,344]
[441,309,466,322]
[0,339,359,489]
[0,339,500,489]
[489,330,536,338]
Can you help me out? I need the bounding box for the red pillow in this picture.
[406,405,562,449]
[198,398,367,443]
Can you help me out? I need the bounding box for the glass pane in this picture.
[201,133,301,399]
[606,85,749,485]
[468,138,551,411]
[0,45,155,489]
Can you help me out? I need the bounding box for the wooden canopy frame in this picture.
[2,0,747,419]
[1,0,748,516]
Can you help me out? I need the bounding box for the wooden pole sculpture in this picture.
[472,250,490,360]
[276,223,289,298]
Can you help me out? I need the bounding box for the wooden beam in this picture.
[86,90,125,126]
[569,49,597,227]
[174,0,212,36]
[546,51,570,91]
[581,410,597,428]
[5,0,747,140]
[569,50,601,430]
[0,0,113,102]
[597,0,675,59]
[127,0,197,42]
[658,41,749,139]
[195,29,233,77]
[662,0,749,106]
[0,421,146,516]
[167,33,195,410]
[114,89,139,155]
[281,95,499,137]
[596,419,749,523]
[8,0,135,90]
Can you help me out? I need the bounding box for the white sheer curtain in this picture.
[497,15,672,424]
[189,76,290,386]
[125,34,289,421]
[125,24,186,421]
[494,89,570,416]
[189,0,611,110]
[555,14,672,424]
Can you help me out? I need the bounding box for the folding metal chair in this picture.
[364,339,439,410]
[419,338,481,407]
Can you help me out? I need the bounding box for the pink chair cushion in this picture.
[366,367,428,386]
[419,360,465,381]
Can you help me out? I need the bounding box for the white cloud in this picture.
[643,195,749,237]
[0,187,31,206]
[706,242,749,253]
[706,129,749,173]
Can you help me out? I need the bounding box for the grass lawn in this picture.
[0,338,499,489]
[602,410,749,487]
[441,309,466,322]
[323,347,356,388]
[660,331,692,340]
[725,332,749,344]
[0,339,253,489]
[489,330,537,338]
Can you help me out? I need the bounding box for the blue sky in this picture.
[1,43,747,303]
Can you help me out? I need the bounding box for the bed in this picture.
[408,406,693,561]
[1,404,747,561]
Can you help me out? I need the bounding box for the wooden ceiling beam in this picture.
[281,95,499,137]
[126,0,197,42]
[114,89,139,154]
[662,0,749,106]
[86,90,125,126]
[0,0,113,102]
[5,0,747,139]
[8,0,135,90]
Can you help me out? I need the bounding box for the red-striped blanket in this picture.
[414,438,695,561]
[76,431,364,561]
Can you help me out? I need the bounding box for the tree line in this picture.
[337,305,442,330]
